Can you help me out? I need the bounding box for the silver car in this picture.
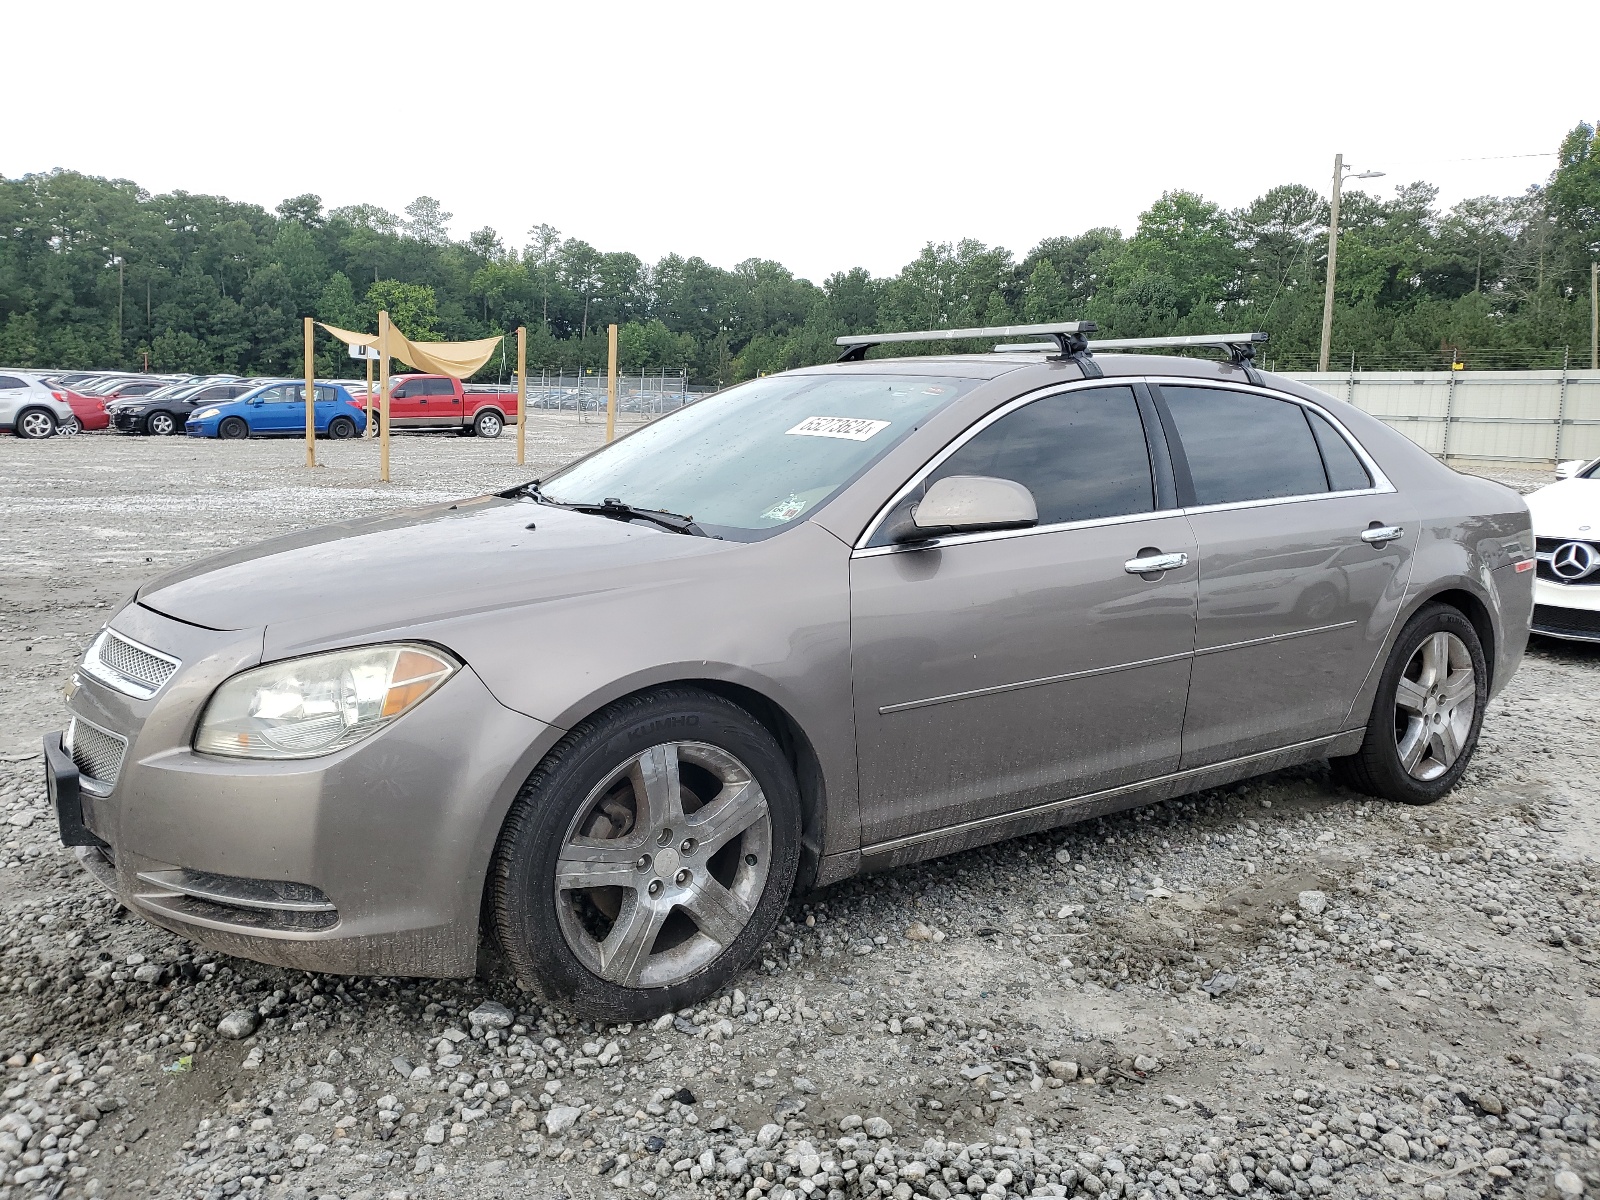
[46,325,1535,1020]
[1,370,76,437]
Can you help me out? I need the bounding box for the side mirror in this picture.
[1555,459,1587,481]
[891,475,1038,543]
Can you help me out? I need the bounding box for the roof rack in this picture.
[837,321,1099,374]
[993,331,1270,384]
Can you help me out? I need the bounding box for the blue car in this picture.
[186,381,367,440]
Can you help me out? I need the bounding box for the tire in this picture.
[15,408,56,439]
[218,417,249,440]
[474,410,504,439]
[327,417,356,439]
[1332,603,1488,804]
[145,411,177,436]
[490,686,801,1021]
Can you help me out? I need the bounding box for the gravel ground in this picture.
[0,429,1596,1200]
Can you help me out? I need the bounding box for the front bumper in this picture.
[52,603,556,977]
[1532,577,1600,642]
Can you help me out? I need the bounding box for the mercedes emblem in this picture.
[1550,540,1600,581]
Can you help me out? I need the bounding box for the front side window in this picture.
[540,373,978,540]
[927,385,1155,526]
[1161,385,1327,506]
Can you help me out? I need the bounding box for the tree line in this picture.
[2,122,1596,383]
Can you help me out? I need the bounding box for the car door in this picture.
[249,385,296,433]
[850,382,1198,848]
[387,379,427,428]
[1151,381,1416,767]
[0,375,27,426]
[424,378,462,428]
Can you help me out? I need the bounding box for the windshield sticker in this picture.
[786,416,891,441]
[761,494,811,522]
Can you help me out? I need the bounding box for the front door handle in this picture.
[1360,525,1404,545]
[1124,551,1189,575]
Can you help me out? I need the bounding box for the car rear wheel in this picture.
[490,687,800,1021]
[15,408,56,439]
[327,416,356,439]
[218,417,249,440]
[145,411,177,436]
[474,410,504,439]
[1332,603,1487,804]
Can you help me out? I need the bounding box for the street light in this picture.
[1318,154,1385,372]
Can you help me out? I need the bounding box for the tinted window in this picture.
[1306,409,1372,491]
[929,386,1154,526]
[0,376,25,389]
[423,379,455,396]
[1162,386,1327,506]
[391,381,413,399]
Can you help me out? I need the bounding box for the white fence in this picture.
[1285,369,1600,466]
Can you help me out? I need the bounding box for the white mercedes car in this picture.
[1529,457,1600,643]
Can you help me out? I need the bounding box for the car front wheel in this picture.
[490,687,800,1021]
[146,411,177,436]
[218,417,249,440]
[15,408,57,439]
[1332,603,1488,804]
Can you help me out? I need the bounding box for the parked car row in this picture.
[2,369,521,440]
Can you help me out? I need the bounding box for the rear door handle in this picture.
[1124,552,1188,574]
[1360,525,1404,545]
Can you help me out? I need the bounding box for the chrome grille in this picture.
[70,718,128,791]
[83,630,180,698]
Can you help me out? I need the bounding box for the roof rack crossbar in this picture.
[836,321,1097,363]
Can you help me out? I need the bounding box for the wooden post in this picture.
[303,317,316,468]
[516,325,527,466]
[379,310,391,483]
[605,323,619,443]
[364,352,375,438]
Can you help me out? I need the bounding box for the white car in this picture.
[0,370,77,438]
[1528,457,1600,643]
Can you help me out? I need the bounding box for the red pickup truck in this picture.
[373,375,519,438]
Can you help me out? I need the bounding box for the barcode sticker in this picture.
[786,416,891,441]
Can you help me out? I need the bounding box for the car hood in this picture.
[1525,479,1600,539]
[136,496,734,636]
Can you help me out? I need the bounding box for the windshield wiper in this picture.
[569,498,714,538]
[513,482,713,537]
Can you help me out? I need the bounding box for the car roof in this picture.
[784,350,1346,407]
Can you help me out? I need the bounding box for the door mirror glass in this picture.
[894,475,1038,542]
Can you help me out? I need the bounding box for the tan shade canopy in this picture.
[318,322,503,379]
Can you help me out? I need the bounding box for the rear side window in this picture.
[929,385,1155,526]
[1306,409,1372,491]
[0,376,25,389]
[1161,386,1327,506]
[422,379,455,396]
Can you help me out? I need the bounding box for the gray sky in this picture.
[8,0,1592,281]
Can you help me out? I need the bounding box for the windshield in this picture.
[540,373,977,539]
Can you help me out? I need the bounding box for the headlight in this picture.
[195,644,458,759]
[195,407,221,419]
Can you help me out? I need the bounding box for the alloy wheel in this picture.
[18,410,55,439]
[148,412,175,435]
[1392,631,1475,781]
[477,413,503,438]
[554,741,771,988]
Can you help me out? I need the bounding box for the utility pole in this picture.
[1318,154,1385,373]
[1592,262,1598,371]
[115,256,125,357]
